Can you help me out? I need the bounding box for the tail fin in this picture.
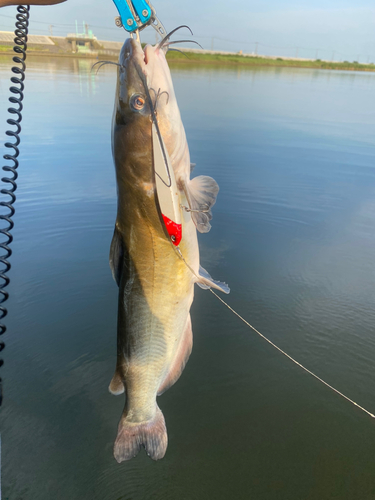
[113,405,168,463]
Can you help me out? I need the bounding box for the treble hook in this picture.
[149,88,170,114]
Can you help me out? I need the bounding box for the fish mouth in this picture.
[119,38,169,109]
[120,38,153,72]
[117,37,172,126]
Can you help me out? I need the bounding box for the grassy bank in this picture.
[166,50,375,72]
[1,43,375,72]
[0,44,53,54]
[0,44,99,58]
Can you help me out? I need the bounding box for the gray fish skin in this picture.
[109,38,228,463]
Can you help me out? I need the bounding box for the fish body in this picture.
[109,38,228,462]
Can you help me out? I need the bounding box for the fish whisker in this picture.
[158,25,193,50]
[167,48,190,59]
[164,40,203,50]
[92,60,123,75]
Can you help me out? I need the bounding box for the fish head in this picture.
[114,38,152,125]
[114,38,187,169]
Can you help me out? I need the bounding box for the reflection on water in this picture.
[1,55,375,499]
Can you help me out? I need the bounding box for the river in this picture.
[1,55,375,499]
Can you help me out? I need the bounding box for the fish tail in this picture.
[113,405,168,462]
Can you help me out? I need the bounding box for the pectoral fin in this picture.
[196,265,230,294]
[109,225,124,287]
[184,176,219,233]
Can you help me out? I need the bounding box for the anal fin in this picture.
[158,315,193,396]
[109,224,124,287]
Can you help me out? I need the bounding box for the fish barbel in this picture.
[109,36,229,462]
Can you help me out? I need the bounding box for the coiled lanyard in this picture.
[0,5,30,405]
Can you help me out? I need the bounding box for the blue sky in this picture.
[1,0,375,62]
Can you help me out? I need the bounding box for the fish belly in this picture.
[112,214,197,462]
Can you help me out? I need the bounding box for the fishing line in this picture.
[134,32,375,421]
[209,289,375,419]
[173,245,375,420]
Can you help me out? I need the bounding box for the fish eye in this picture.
[130,94,146,112]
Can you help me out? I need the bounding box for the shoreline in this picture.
[0,47,374,72]
[166,50,375,72]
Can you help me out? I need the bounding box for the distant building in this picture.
[0,28,124,58]
[66,23,98,53]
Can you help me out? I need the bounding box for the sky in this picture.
[0,0,375,62]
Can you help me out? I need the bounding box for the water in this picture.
[1,54,375,499]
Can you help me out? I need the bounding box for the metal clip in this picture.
[112,0,166,37]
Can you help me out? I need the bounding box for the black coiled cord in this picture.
[0,5,30,405]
